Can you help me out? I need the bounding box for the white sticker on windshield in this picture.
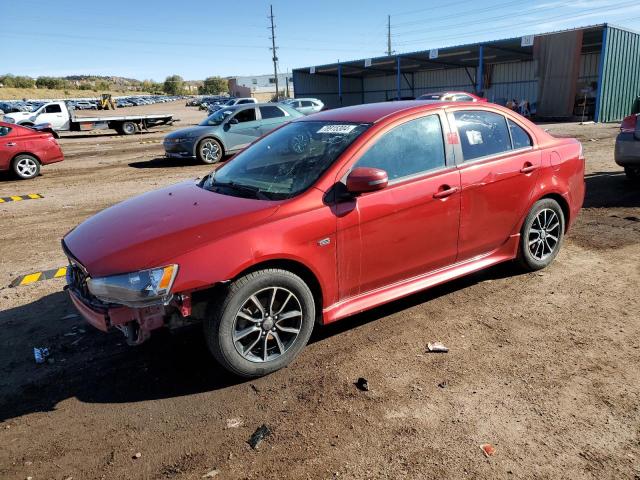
[317,125,357,134]
[466,130,483,145]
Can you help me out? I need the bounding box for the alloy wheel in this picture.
[528,208,561,261]
[201,140,220,162]
[232,287,303,363]
[290,134,309,154]
[16,158,38,178]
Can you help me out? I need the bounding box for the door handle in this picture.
[433,185,459,199]
[520,163,538,174]
[5,142,16,147]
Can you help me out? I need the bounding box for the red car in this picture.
[0,121,64,179]
[418,91,488,102]
[63,101,584,377]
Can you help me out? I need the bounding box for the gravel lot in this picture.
[1,101,639,479]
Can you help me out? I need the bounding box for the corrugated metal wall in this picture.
[292,71,362,108]
[597,26,640,123]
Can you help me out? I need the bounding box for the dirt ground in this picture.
[1,101,639,480]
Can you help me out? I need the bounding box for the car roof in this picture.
[298,100,447,123]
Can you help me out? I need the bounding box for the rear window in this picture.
[260,106,286,119]
[508,119,533,149]
[453,111,512,161]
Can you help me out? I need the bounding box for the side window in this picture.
[301,101,314,107]
[453,111,512,161]
[44,104,62,113]
[260,106,286,119]
[508,119,533,149]
[354,115,446,181]
[455,95,474,102]
[233,108,256,123]
[0,126,12,137]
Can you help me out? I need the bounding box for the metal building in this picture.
[292,24,640,123]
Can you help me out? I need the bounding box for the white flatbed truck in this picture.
[2,101,176,135]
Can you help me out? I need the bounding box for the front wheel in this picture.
[517,198,565,271]
[204,269,315,378]
[12,154,40,180]
[196,137,223,164]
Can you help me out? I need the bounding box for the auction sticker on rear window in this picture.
[317,125,357,134]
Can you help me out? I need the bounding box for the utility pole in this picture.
[387,15,392,56]
[269,5,279,101]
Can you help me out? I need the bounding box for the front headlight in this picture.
[87,264,178,307]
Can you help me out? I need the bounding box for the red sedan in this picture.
[0,121,64,179]
[63,101,585,377]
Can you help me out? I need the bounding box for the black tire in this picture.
[120,121,138,135]
[624,166,640,183]
[517,198,565,271]
[196,137,223,164]
[12,154,40,180]
[204,269,315,378]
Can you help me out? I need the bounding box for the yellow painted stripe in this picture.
[20,272,43,285]
[0,198,4,203]
[54,267,67,278]
[27,194,42,199]
[10,196,23,201]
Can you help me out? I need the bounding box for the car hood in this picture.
[165,126,214,139]
[63,180,280,277]
[4,111,36,120]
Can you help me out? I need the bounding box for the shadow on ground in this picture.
[584,171,640,209]
[0,263,521,422]
[128,157,210,169]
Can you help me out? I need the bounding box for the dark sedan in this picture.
[164,103,303,164]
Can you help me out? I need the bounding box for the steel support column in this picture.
[338,63,342,105]
[396,56,401,99]
[594,26,608,123]
[477,45,484,94]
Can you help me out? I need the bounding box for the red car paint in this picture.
[0,121,64,173]
[63,101,584,341]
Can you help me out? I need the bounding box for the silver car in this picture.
[615,113,640,182]
[283,98,324,115]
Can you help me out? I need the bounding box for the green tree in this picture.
[198,76,228,95]
[163,75,184,95]
[95,80,111,91]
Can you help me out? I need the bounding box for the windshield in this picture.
[201,121,370,200]
[224,99,236,106]
[199,107,235,126]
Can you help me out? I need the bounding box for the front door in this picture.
[450,110,541,260]
[36,103,68,130]
[0,125,17,170]
[336,113,461,298]
[223,107,262,151]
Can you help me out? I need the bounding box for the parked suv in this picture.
[63,101,584,377]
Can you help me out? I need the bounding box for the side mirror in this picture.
[228,118,239,125]
[346,167,388,194]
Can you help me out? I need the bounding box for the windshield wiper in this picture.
[209,181,271,200]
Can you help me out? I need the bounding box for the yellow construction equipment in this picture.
[98,94,116,110]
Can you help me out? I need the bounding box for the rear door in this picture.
[223,107,261,151]
[258,105,290,135]
[449,109,541,260]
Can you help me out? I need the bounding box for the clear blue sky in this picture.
[2,0,640,81]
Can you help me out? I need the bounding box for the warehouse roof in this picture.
[293,24,618,78]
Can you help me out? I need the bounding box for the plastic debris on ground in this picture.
[248,424,271,449]
[226,417,243,429]
[202,469,220,478]
[354,377,369,391]
[427,342,449,353]
[480,443,496,457]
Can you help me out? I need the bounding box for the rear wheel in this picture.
[204,269,315,378]
[517,198,565,271]
[624,166,640,183]
[120,121,138,135]
[12,154,40,180]
[196,137,223,164]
